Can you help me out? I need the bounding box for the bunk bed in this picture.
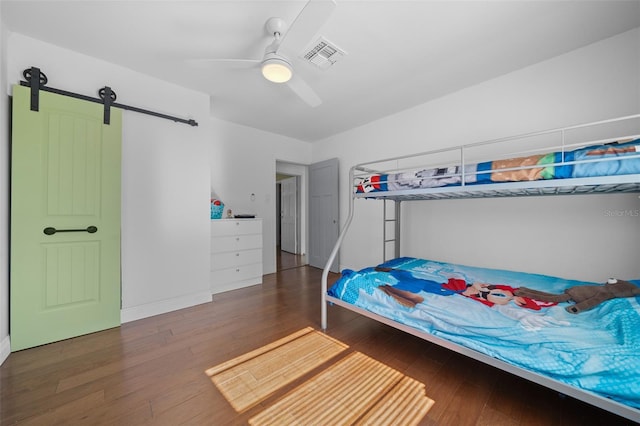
[320,114,640,422]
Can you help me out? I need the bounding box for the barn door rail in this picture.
[20,66,198,127]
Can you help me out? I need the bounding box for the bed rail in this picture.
[352,114,640,174]
[321,165,355,330]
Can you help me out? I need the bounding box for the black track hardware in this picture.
[20,66,198,126]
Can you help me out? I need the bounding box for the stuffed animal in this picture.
[514,278,640,314]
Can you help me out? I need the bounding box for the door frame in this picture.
[278,176,298,254]
[275,161,307,258]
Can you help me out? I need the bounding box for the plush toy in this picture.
[514,278,640,314]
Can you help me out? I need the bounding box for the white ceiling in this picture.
[2,1,640,142]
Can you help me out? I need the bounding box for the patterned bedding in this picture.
[328,257,640,409]
[356,138,640,193]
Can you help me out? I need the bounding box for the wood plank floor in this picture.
[0,266,636,425]
[276,249,307,271]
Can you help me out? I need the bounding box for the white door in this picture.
[309,158,339,272]
[281,176,297,254]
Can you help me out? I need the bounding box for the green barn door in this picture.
[10,85,122,351]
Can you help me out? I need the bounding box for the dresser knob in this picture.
[236,237,240,241]
[236,268,240,272]
[235,253,240,256]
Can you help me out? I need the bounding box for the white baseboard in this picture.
[0,335,11,366]
[120,291,212,324]
[0,292,213,364]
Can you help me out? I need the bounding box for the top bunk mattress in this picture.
[327,257,640,410]
[355,138,640,197]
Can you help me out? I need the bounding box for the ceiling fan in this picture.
[193,0,336,107]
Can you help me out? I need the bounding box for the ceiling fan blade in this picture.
[278,0,337,56]
[287,75,322,107]
[187,58,260,65]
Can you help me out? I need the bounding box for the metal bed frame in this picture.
[320,114,640,422]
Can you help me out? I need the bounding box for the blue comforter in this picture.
[328,257,640,409]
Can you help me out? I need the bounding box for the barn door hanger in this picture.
[20,66,198,127]
[22,67,47,112]
[98,86,116,125]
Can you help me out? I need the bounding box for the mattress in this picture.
[328,257,640,409]
[355,138,640,194]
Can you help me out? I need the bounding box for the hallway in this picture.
[276,248,306,271]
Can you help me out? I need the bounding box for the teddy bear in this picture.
[514,278,640,314]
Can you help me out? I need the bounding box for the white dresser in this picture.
[210,218,263,294]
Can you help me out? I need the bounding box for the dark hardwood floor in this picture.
[276,248,306,271]
[0,266,635,425]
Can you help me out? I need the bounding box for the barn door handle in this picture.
[43,226,98,235]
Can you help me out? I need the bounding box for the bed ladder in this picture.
[383,200,401,262]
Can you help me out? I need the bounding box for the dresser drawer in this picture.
[211,219,262,236]
[210,218,262,294]
[214,263,263,285]
[211,234,262,254]
[212,249,262,269]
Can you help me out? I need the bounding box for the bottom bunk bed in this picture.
[324,257,640,422]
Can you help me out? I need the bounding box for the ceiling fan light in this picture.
[262,58,292,83]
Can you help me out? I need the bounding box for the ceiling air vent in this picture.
[302,37,346,70]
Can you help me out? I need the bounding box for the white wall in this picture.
[209,118,311,275]
[5,34,212,325]
[0,6,11,362]
[313,28,640,282]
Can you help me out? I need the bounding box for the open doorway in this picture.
[276,162,308,271]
